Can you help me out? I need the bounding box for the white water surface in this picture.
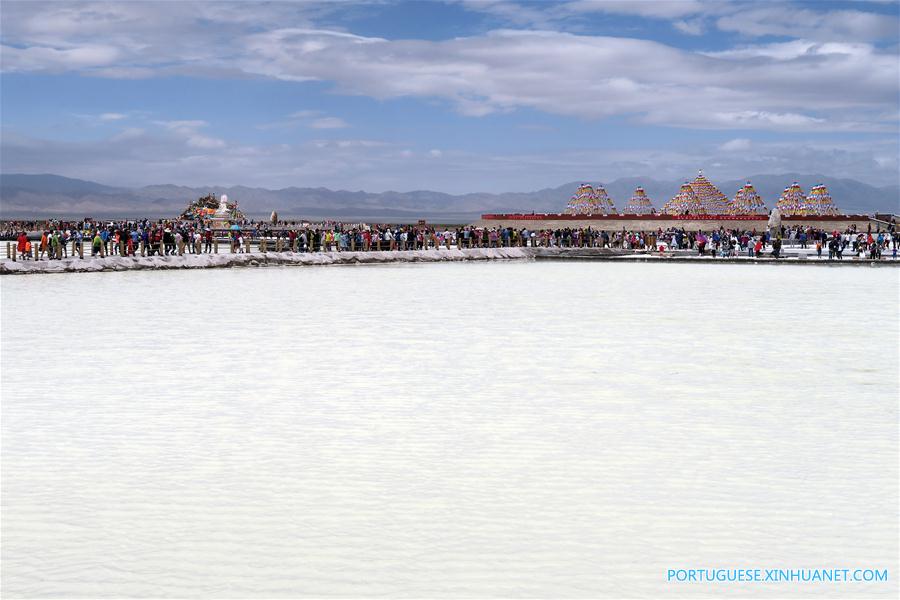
[2,262,897,598]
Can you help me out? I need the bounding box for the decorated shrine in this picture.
[805,184,840,216]
[775,182,807,216]
[622,187,655,215]
[662,182,704,215]
[730,182,767,215]
[565,184,616,215]
[180,193,245,228]
[688,170,730,214]
[555,172,845,219]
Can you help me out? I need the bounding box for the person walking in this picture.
[50,230,60,259]
[16,231,28,260]
[92,231,103,257]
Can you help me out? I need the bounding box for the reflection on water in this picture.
[2,262,898,598]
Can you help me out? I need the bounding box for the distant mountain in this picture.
[1,172,897,220]
[1,173,124,197]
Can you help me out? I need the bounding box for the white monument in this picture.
[767,207,782,232]
[209,193,234,230]
[217,194,230,215]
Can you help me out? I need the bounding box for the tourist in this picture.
[50,230,60,259]
[92,231,103,256]
[16,231,28,260]
[38,231,48,259]
[6,217,896,264]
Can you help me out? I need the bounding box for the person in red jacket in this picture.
[17,231,28,260]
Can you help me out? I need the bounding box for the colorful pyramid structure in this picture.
[688,170,729,214]
[663,182,704,215]
[565,183,615,215]
[730,182,767,215]
[622,186,655,214]
[565,184,597,215]
[776,182,807,216]
[593,185,616,213]
[805,184,840,215]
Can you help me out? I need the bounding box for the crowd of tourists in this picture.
[4,218,898,261]
[656,225,897,259]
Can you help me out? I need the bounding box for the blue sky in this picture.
[1,0,898,193]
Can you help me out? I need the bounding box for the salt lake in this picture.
[1,261,897,598]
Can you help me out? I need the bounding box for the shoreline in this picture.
[0,247,534,275]
[536,252,898,267]
[2,247,898,275]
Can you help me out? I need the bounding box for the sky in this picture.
[1,0,899,193]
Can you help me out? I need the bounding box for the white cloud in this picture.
[290,110,321,119]
[186,135,226,149]
[428,149,443,157]
[309,117,349,129]
[257,111,350,131]
[719,138,751,152]
[451,0,717,36]
[99,112,126,121]
[673,19,704,35]
[716,6,898,42]
[311,139,388,149]
[454,1,897,42]
[88,66,156,79]
[705,40,874,61]
[711,112,826,128]
[158,119,208,130]
[562,0,705,19]
[1,1,898,191]
[233,28,897,132]
[110,127,145,141]
[454,0,556,28]
[1,43,120,72]
[2,3,897,133]
[154,120,225,149]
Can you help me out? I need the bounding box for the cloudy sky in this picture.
[1,0,898,192]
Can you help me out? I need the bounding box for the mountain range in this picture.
[1,173,897,221]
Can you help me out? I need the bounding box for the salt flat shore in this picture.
[1,247,897,275]
[0,247,535,275]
